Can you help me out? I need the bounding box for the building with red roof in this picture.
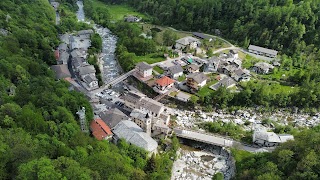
[90,118,113,140]
[154,76,175,93]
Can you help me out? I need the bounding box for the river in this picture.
[76,0,122,88]
[75,1,232,179]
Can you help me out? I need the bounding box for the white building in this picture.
[136,62,153,78]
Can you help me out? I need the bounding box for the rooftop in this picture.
[113,120,158,152]
[249,45,278,56]
[99,108,129,128]
[187,72,208,84]
[155,76,175,87]
[136,62,153,71]
[176,36,200,46]
[90,118,113,140]
[168,65,183,74]
[79,65,96,76]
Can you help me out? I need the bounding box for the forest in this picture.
[0,0,174,179]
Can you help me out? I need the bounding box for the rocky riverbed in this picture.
[171,144,234,180]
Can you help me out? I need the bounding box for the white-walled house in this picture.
[136,62,153,78]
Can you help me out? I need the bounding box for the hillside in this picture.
[0,0,166,179]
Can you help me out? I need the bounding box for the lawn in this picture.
[178,74,186,82]
[169,91,179,97]
[89,0,147,21]
[154,66,164,74]
[133,53,165,64]
[197,79,218,97]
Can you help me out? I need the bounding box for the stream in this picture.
[76,0,122,89]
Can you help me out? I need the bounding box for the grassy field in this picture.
[133,53,165,64]
[197,79,218,97]
[153,66,164,74]
[89,0,147,21]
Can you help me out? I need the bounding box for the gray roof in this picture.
[254,62,274,71]
[138,98,164,115]
[175,92,191,102]
[254,131,281,143]
[72,57,85,68]
[187,72,208,84]
[59,51,69,64]
[130,109,151,123]
[50,65,71,79]
[219,77,236,87]
[58,43,68,52]
[99,108,129,128]
[234,68,250,77]
[192,32,210,40]
[113,120,158,152]
[136,62,153,71]
[84,74,97,84]
[187,64,199,71]
[168,65,183,75]
[79,65,96,76]
[176,36,200,46]
[249,45,278,56]
[77,29,94,35]
[124,91,145,104]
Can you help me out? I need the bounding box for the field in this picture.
[133,53,165,64]
[153,66,164,74]
[89,0,147,21]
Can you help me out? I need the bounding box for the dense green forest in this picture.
[233,126,320,180]
[104,0,320,56]
[0,0,174,179]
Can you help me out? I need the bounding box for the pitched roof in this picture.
[113,120,158,152]
[90,119,113,140]
[187,64,199,71]
[219,77,236,87]
[84,74,97,84]
[168,65,183,75]
[254,62,274,71]
[138,98,164,115]
[249,45,278,56]
[155,76,175,87]
[136,62,153,71]
[192,32,210,40]
[187,72,208,84]
[99,108,129,128]
[50,65,71,79]
[254,131,281,143]
[79,65,96,76]
[130,109,151,123]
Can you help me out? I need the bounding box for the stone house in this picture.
[186,72,208,91]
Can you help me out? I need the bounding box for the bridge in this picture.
[91,69,136,94]
[173,128,272,153]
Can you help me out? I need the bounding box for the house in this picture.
[90,118,113,140]
[205,57,221,72]
[113,120,158,153]
[71,49,87,59]
[253,131,281,147]
[168,65,184,79]
[248,45,278,58]
[175,36,200,50]
[130,109,152,136]
[124,16,141,22]
[186,72,208,90]
[58,51,69,65]
[218,65,236,76]
[136,62,153,78]
[50,65,71,80]
[99,108,129,129]
[123,91,165,117]
[72,57,86,70]
[154,76,175,93]
[187,64,200,73]
[252,62,274,74]
[192,32,212,41]
[210,77,236,90]
[231,68,251,82]
[78,65,96,78]
[83,74,99,90]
